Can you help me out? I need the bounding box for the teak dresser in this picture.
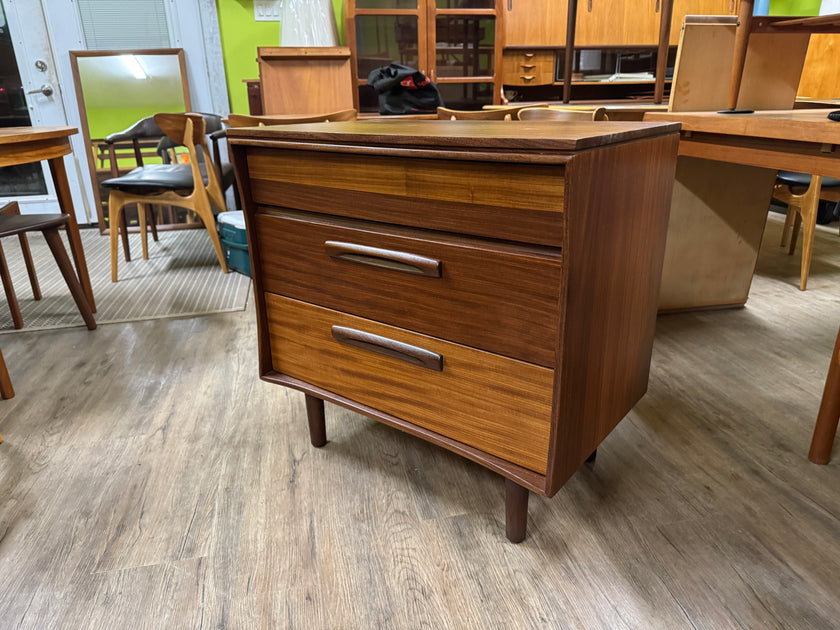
[228,120,679,542]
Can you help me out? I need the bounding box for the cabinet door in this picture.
[670,0,739,45]
[576,0,660,46]
[504,0,568,47]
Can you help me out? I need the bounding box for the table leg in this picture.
[0,345,14,400]
[48,156,96,312]
[810,325,840,464]
[505,478,529,543]
[305,394,327,447]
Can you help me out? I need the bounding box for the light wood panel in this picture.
[504,0,568,46]
[798,34,840,99]
[257,47,355,115]
[576,0,660,46]
[669,0,739,45]
[265,294,555,473]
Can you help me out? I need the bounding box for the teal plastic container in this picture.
[218,211,251,276]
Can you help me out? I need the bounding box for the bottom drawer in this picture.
[266,294,554,474]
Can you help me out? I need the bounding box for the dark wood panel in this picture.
[265,294,555,474]
[254,210,562,366]
[546,132,680,495]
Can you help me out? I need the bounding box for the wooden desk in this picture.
[229,119,679,542]
[643,109,840,311]
[0,127,96,312]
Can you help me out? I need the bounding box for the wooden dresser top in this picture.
[227,120,681,153]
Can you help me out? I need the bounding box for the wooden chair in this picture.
[436,104,547,121]
[776,172,840,290]
[103,113,235,263]
[518,106,608,121]
[102,113,229,282]
[225,109,357,128]
[0,202,96,331]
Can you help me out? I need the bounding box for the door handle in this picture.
[655,0,660,12]
[26,83,54,97]
[587,0,592,11]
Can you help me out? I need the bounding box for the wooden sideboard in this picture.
[228,120,679,542]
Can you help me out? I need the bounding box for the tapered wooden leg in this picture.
[0,241,23,329]
[48,156,96,312]
[18,233,41,300]
[120,207,131,262]
[0,345,13,400]
[810,325,840,464]
[505,479,529,543]
[137,202,149,260]
[586,448,597,463]
[148,206,159,242]
[43,229,96,331]
[305,394,327,447]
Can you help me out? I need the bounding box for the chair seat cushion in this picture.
[0,213,68,238]
[777,170,840,188]
[101,162,235,194]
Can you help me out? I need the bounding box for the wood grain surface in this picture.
[254,209,562,366]
[265,294,555,473]
[1,212,840,628]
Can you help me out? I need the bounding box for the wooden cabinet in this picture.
[576,0,660,46]
[504,0,567,46]
[575,0,738,46]
[228,119,680,542]
[347,0,503,111]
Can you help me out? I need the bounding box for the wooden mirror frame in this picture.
[69,49,191,234]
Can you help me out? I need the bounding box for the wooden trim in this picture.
[68,49,191,233]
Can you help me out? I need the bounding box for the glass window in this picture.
[355,15,419,78]
[437,82,494,109]
[435,16,494,78]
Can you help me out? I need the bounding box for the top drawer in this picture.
[244,148,566,247]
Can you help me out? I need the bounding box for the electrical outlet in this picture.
[254,0,282,21]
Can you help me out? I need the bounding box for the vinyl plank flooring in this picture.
[1,213,840,628]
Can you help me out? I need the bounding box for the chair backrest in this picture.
[152,113,225,211]
[518,107,608,121]
[436,104,548,121]
[226,109,358,128]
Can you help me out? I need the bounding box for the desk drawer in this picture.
[502,50,555,86]
[246,148,565,247]
[266,294,553,473]
[254,210,561,367]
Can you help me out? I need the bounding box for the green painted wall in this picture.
[216,0,346,116]
[768,0,821,14]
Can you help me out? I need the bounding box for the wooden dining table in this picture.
[0,126,96,312]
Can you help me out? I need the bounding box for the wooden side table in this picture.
[0,126,96,312]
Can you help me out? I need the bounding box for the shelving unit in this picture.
[346,0,503,112]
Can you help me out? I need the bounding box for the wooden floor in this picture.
[1,212,839,629]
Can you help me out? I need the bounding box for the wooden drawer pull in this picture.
[331,326,443,372]
[520,75,535,81]
[325,241,441,277]
[520,64,536,70]
[523,52,535,59]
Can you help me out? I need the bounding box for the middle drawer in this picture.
[254,209,562,367]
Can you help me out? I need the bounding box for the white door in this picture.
[0,0,90,220]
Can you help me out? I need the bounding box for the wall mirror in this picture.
[69,49,191,234]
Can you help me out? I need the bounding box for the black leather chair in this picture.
[101,113,231,282]
[101,113,235,263]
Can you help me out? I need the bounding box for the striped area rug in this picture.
[0,227,251,332]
